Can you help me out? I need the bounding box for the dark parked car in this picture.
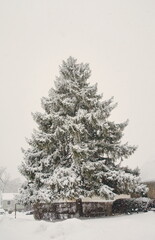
[25,210,34,215]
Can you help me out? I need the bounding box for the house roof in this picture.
[2,193,18,201]
[143,179,155,184]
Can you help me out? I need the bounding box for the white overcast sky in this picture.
[0,0,155,180]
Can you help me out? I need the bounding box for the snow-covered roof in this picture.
[2,193,18,201]
[143,179,155,183]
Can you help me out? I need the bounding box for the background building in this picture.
[1,193,24,212]
[144,180,155,199]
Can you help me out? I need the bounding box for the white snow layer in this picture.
[0,212,155,240]
[2,193,18,201]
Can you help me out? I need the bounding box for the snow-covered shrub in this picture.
[112,198,152,215]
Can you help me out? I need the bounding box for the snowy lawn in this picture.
[0,211,155,240]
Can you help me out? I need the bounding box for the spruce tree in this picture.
[19,57,147,204]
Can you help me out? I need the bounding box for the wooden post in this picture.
[15,203,17,219]
[76,198,83,217]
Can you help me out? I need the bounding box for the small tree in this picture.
[0,167,10,192]
[19,57,147,204]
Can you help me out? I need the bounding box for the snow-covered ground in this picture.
[0,211,155,240]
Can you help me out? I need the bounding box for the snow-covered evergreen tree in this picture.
[19,57,147,204]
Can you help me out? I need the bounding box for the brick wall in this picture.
[33,200,113,220]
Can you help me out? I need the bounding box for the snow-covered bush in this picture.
[112,198,153,214]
